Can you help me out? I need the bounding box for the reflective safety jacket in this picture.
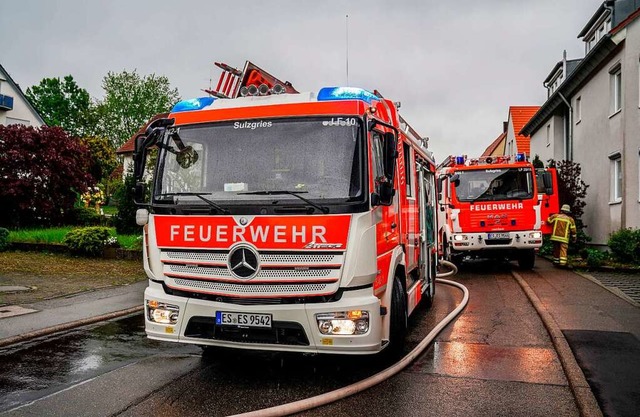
[547,213,577,243]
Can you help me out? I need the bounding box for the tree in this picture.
[112,168,140,235]
[25,75,92,137]
[549,159,590,251]
[96,70,179,148]
[0,125,94,227]
[81,136,118,184]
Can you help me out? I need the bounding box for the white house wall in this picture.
[572,24,640,246]
[0,72,43,128]
[531,115,564,163]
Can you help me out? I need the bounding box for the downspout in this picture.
[558,92,572,161]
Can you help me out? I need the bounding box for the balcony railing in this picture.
[0,94,14,111]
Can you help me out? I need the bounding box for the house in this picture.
[481,122,507,157]
[522,0,640,247]
[503,106,540,158]
[116,113,169,176]
[0,64,45,127]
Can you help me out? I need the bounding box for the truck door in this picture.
[536,168,559,234]
[401,142,419,272]
[418,163,436,297]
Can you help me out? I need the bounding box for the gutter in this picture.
[557,92,572,161]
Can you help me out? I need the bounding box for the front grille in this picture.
[172,279,330,295]
[184,316,309,346]
[161,249,343,297]
[163,284,344,305]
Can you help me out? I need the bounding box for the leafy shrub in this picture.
[67,207,102,226]
[539,236,553,256]
[585,248,608,268]
[63,227,112,257]
[0,227,9,251]
[0,125,94,228]
[113,169,140,235]
[608,228,640,264]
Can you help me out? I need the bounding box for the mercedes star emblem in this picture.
[227,245,260,279]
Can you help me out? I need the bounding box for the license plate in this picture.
[487,232,510,239]
[216,311,272,328]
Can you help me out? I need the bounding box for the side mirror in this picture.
[133,182,146,205]
[542,172,553,195]
[378,182,395,206]
[383,131,397,182]
[133,117,175,205]
[450,173,460,187]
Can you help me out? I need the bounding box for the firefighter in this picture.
[547,204,577,266]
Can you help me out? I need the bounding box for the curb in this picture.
[0,305,144,348]
[511,270,603,417]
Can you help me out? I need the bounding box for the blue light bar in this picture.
[515,152,526,162]
[171,97,216,113]
[317,87,378,104]
[455,156,465,165]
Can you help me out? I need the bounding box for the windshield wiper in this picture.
[160,192,230,214]
[238,190,330,214]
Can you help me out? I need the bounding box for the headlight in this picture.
[316,311,370,335]
[453,234,468,241]
[529,232,542,239]
[147,300,179,325]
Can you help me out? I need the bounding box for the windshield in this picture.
[453,167,533,202]
[154,117,363,204]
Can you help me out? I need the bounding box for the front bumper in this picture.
[144,281,383,355]
[450,230,543,252]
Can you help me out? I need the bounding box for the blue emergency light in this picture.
[171,97,216,113]
[515,152,526,162]
[455,156,465,165]
[317,87,378,104]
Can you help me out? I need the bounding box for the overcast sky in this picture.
[1,0,602,161]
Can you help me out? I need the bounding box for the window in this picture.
[610,154,622,202]
[546,124,551,147]
[610,66,622,114]
[404,143,413,197]
[575,96,581,123]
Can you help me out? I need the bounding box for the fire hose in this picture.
[231,259,466,417]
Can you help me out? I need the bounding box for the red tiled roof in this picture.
[509,106,540,156]
[116,113,169,154]
[481,132,506,157]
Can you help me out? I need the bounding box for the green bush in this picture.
[0,227,9,251]
[585,248,608,268]
[113,170,140,235]
[608,228,640,264]
[67,207,102,226]
[63,226,112,257]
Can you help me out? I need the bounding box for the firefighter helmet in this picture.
[561,204,571,213]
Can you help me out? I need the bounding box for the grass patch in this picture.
[102,205,118,216]
[8,227,142,250]
[9,227,74,244]
[117,234,143,250]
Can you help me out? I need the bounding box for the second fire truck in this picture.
[437,154,558,269]
[133,61,439,355]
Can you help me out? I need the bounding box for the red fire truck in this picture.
[437,154,558,269]
[133,61,439,355]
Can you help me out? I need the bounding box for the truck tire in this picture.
[518,249,536,270]
[388,276,408,355]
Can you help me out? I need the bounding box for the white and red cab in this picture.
[133,61,439,354]
[437,154,558,269]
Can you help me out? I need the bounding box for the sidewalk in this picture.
[519,259,640,417]
[0,281,147,346]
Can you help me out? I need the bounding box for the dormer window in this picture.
[584,14,612,53]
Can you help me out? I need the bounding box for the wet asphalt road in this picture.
[1,261,580,416]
